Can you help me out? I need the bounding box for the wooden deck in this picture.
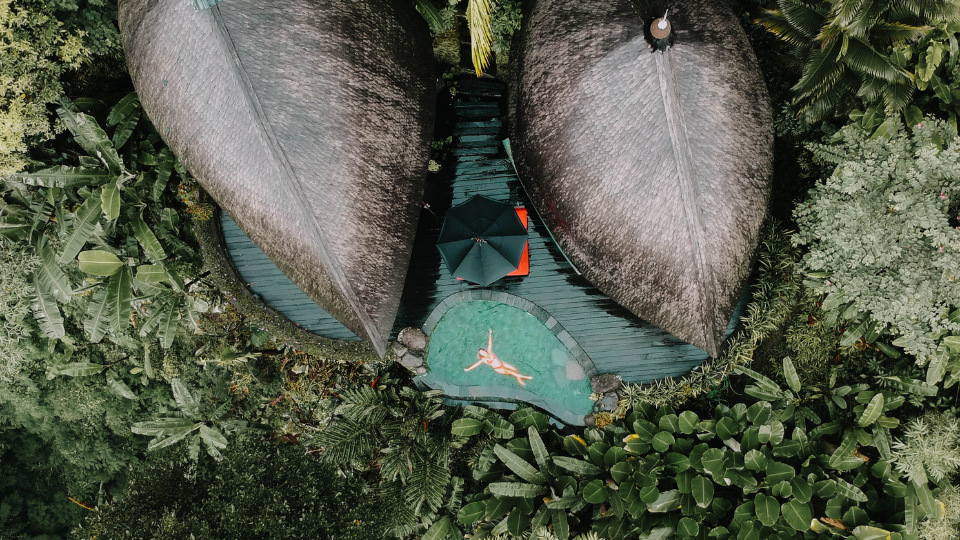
[221,75,746,383]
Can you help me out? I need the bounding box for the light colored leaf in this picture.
[131,213,166,263]
[494,444,545,484]
[131,418,196,436]
[553,456,603,476]
[5,166,112,188]
[84,288,111,343]
[157,298,181,350]
[422,517,452,540]
[56,104,124,175]
[59,196,102,264]
[171,378,200,416]
[100,180,120,221]
[457,502,486,525]
[529,425,550,471]
[647,489,681,513]
[199,424,228,450]
[56,362,104,377]
[858,393,884,426]
[489,482,547,498]
[78,250,123,276]
[106,369,136,399]
[106,269,132,333]
[30,273,66,339]
[452,418,483,436]
[36,244,71,303]
[136,264,168,283]
[146,426,197,451]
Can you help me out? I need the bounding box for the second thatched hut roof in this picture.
[508,0,773,356]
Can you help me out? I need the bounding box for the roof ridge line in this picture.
[654,48,719,355]
[208,6,385,354]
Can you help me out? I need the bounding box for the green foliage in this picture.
[793,116,960,385]
[131,377,270,460]
[75,434,390,540]
[455,375,950,540]
[0,342,176,538]
[1,93,210,349]
[491,0,522,55]
[891,412,960,484]
[0,0,90,175]
[0,237,40,381]
[756,0,960,122]
[309,378,459,536]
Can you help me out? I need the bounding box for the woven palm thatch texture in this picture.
[119,0,436,356]
[507,0,773,357]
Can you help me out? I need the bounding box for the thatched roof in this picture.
[507,0,773,356]
[119,0,436,356]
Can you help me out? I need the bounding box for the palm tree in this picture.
[414,0,494,76]
[756,0,960,122]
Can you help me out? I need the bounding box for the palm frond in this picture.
[403,458,450,517]
[869,22,929,46]
[756,8,819,48]
[890,0,960,23]
[797,71,861,123]
[312,417,382,466]
[829,0,867,29]
[467,0,493,76]
[842,36,911,81]
[792,40,846,100]
[881,79,916,111]
[856,74,887,102]
[842,0,881,38]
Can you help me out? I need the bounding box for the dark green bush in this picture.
[75,434,391,540]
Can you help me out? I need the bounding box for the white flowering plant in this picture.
[794,116,960,387]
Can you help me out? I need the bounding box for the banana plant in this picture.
[131,377,269,460]
[0,92,210,350]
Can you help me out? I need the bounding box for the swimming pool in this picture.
[421,300,595,424]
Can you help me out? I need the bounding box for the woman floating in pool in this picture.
[464,329,533,386]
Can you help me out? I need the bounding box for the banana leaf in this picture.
[30,273,66,339]
[56,104,124,175]
[59,196,102,264]
[4,166,113,188]
[36,243,72,303]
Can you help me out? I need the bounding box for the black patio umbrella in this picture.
[437,195,528,286]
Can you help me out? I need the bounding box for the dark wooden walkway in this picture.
[221,76,744,383]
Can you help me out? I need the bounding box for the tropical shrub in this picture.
[1,94,209,350]
[756,0,960,122]
[793,115,960,386]
[890,412,960,485]
[308,376,461,536]
[449,358,949,540]
[74,433,391,540]
[0,0,90,175]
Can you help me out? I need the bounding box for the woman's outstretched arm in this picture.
[488,329,493,354]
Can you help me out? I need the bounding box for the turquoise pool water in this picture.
[424,301,595,422]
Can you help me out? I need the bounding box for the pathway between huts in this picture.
[393,76,716,383]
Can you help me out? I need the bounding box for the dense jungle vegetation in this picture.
[1,0,959,539]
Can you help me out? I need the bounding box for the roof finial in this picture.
[658,9,669,30]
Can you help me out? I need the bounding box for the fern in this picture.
[891,412,960,484]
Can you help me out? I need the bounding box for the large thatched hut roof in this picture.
[119,0,436,356]
[507,0,773,356]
